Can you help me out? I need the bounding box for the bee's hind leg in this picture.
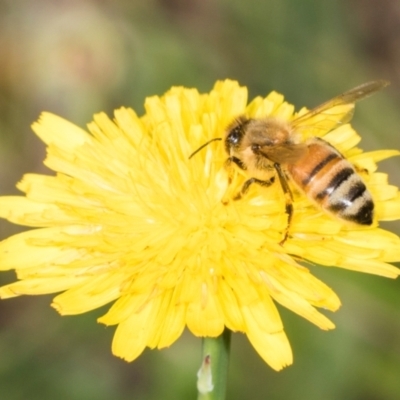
[273,163,293,245]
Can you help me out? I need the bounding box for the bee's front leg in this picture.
[224,156,246,184]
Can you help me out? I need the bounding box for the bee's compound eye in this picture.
[227,127,242,146]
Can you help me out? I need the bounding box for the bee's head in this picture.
[224,116,250,155]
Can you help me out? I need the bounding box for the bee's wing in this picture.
[291,80,389,137]
[257,143,308,164]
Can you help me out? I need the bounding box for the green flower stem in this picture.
[197,329,231,400]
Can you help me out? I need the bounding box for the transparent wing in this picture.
[291,80,389,137]
[257,143,308,164]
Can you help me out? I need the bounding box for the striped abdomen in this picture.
[287,138,374,224]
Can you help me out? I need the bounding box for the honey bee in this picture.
[190,80,389,244]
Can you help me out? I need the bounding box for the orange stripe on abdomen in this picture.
[287,140,342,195]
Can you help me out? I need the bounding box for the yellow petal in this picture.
[153,289,186,349]
[0,227,84,271]
[244,307,292,371]
[0,196,65,227]
[0,276,86,298]
[52,271,124,315]
[111,303,153,361]
[32,112,91,148]
[186,282,225,337]
[339,257,400,278]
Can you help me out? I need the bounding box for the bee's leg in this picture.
[225,156,246,184]
[224,156,275,200]
[225,156,246,170]
[273,163,293,245]
[233,177,275,201]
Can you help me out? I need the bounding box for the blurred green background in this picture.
[1,0,400,399]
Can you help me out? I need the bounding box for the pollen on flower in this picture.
[0,80,399,371]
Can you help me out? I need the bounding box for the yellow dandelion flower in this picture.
[1,80,400,371]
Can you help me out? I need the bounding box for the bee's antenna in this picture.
[188,138,222,159]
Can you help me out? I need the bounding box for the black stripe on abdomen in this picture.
[350,200,374,225]
[302,153,338,186]
[315,167,354,201]
[347,180,367,202]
